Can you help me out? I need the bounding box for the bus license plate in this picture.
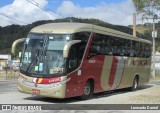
[32,89,40,94]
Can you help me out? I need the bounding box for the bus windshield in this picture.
[20,33,71,77]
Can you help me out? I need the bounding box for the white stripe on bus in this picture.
[110,57,125,90]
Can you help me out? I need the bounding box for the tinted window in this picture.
[89,33,131,57]
[72,32,90,43]
[131,41,140,57]
[88,33,151,58]
[131,41,152,58]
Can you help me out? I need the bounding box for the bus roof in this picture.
[30,22,151,44]
[31,22,92,34]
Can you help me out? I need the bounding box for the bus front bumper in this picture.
[17,76,67,99]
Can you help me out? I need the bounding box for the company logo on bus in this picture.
[133,60,148,66]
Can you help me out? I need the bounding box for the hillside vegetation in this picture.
[0,17,159,55]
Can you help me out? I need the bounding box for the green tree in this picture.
[132,0,160,20]
[132,0,160,77]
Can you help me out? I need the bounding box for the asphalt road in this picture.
[0,78,160,113]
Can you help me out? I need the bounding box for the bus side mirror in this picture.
[63,40,81,58]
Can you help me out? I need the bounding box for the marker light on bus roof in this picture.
[49,37,54,39]
[66,36,70,40]
[43,31,53,33]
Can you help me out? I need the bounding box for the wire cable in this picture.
[31,0,64,18]
[0,15,19,25]
[0,13,28,25]
[26,0,64,18]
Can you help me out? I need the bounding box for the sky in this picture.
[0,0,146,27]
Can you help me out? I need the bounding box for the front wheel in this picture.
[130,77,138,91]
[80,81,93,100]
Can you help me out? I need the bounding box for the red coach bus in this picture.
[18,23,152,99]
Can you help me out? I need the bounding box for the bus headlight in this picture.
[52,82,61,87]
[60,78,70,85]
[51,78,70,88]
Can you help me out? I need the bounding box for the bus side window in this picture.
[131,41,140,57]
[88,34,102,58]
[139,42,145,57]
[144,43,152,57]
[104,38,112,55]
[68,43,86,72]
[68,45,78,71]
[89,45,100,56]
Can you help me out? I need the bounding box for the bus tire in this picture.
[130,76,138,91]
[80,81,93,100]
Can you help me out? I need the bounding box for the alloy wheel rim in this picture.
[84,85,90,95]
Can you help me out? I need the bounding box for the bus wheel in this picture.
[130,77,138,91]
[80,81,93,100]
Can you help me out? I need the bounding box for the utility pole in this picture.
[133,13,136,37]
[152,15,156,78]
[144,15,158,78]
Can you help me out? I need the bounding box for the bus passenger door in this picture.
[66,42,86,97]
